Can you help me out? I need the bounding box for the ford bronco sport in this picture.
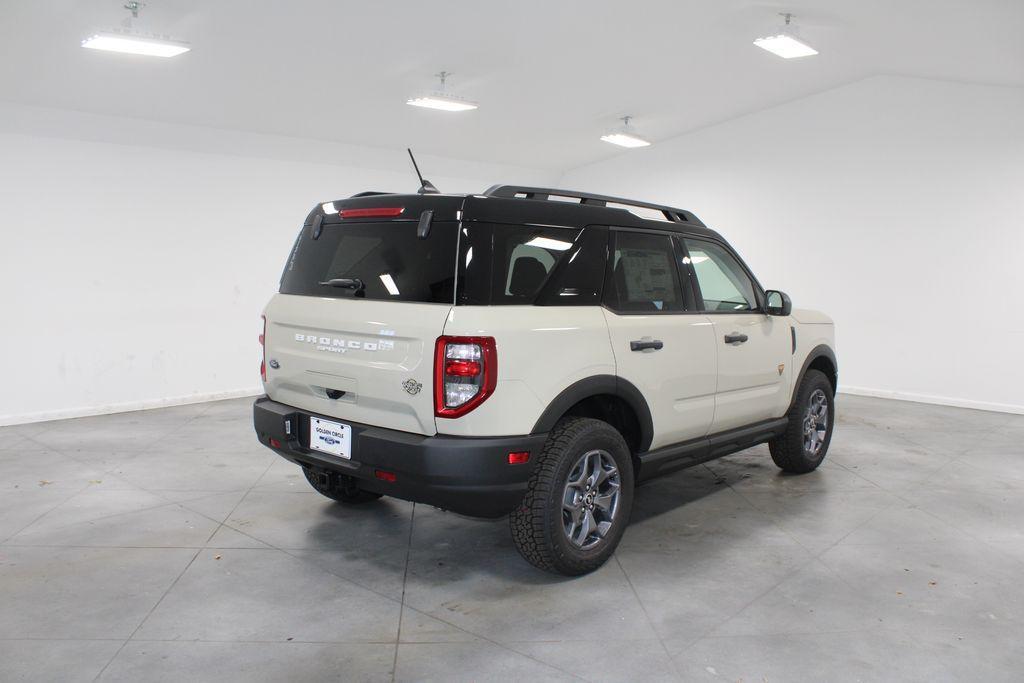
[253,184,837,575]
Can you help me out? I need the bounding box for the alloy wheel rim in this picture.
[802,389,829,456]
[562,449,621,550]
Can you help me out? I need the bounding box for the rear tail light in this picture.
[259,315,267,382]
[434,336,497,418]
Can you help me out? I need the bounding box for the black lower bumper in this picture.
[253,397,547,518]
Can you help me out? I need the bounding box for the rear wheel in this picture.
[769,369,835,473]
[302,467,383,504]
[510,417,634,575]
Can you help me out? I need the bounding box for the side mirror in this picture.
[765,290,792,316]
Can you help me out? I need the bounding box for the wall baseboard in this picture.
[3,384,1020,427]
[839,386,1024,416]
[0,387,263,427]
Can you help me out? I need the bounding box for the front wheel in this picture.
[510,417,634,576]
[769,369,835,473]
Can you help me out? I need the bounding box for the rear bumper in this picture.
[253,397,547,518]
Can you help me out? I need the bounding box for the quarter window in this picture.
[682,238,758,312]
[605,231,686,313]
[457,224,581,305]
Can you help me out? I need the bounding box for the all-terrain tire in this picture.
[303,467,383,504]
[510,417,634,576]
[769,369,835,473]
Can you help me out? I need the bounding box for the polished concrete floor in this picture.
[1,395,1023,682]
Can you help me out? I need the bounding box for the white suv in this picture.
[253,185,837,575]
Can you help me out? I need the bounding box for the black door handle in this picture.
[723,333,749,344]
[630,339,664,352]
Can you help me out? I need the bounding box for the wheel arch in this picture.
[791,345,838,410]
[531,375,654,455]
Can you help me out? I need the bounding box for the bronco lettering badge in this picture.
[402,379,422,395]
[294,333,395,354]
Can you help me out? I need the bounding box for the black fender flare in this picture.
[530,375,655,453]
[790,344,838,410]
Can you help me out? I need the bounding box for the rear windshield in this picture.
[279,218,606,306]
[280,221,458,303]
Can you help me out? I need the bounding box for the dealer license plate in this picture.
[309,417,352,459]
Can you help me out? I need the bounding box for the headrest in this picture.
[509,256,547,297]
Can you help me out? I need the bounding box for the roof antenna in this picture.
[407,148,439,195]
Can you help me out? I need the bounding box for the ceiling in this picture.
[2,0,1022,171]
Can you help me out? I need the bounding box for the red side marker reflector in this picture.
[340,207,404,219]
[507,451,530,465]
[374,469,397,482]
[269,438,281,448]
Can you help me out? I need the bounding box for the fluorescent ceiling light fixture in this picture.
[753,33,817,58]
[82,32,190,57]
[406,95,477,112]
[754,13,817,58]
[525,236,573,251]
[407,70,477,112]
[600,132,650,148]
[600,115,651,148]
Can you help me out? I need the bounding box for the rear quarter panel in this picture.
[438,306,614,437]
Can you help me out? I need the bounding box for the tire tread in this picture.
[769,369,834,474]
[510,417,631,575]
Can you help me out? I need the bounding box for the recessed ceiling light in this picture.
[754,13,817,58]
[407,71,478,112]
[82,32,190,57]
[600,116,651,148]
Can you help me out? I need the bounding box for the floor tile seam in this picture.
[200,512,592,682]
[6,496,213,544]
[612,553,686,680]
[391,504,417,683]
[875,488,1024,571]
[90,547,203,682]
[0,481,96,544]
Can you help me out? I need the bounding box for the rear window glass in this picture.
[457,224,583,305]
[280,220,458,303]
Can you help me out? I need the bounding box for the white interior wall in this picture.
[560,76,1024,414]
[0,105,555,425]
[3,75,1021,425]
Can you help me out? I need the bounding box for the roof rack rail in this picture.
[481,185,703,226]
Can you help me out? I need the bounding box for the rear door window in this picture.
[280,220,458,303]
[603,231,687,313]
